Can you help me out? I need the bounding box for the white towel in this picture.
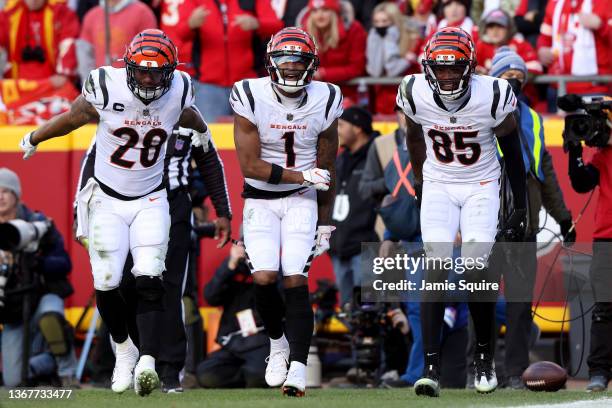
[75,178,98,240]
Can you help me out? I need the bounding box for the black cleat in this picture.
[414,365,440,397]
[473,353,498,393]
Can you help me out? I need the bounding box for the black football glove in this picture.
[497,208,527,242]
[559,218,576,246]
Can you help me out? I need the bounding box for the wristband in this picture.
[268,163,283,184]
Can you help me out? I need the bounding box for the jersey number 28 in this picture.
[110,127,168,168]
[428,129,481,165]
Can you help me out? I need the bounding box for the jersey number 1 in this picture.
[110,127,168,168]
[282,131,296,168]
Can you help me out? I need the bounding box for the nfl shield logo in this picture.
[450,116,457,124]
[287,113,293,121]
[175,139,185,150]
[143,109,150,116]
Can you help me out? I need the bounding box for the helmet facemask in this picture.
[266,52,318,93]
[423,59,472,101]
[125,62,175,103]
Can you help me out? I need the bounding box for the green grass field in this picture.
[1,388,611,408]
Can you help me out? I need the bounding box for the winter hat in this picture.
[0,168,21,200]
[340,106,373,135]
[490,46,527,79]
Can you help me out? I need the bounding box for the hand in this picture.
[538,47,554,66]
[524,10,538,23]
[232,14,259,31]
[173,126,212,152]
[49,75,68,88]
[302,168,331,191]
[498,208,526,242]
[314,225,336,257]
[388,308,409,335]
[189,6,210,29]
[560,218,576,246]
[379,239,396,258]
[228,241,245,270]
[214,217,231,248]
[0,250,14,267]
[20,131,38,159]
[578,13,602,30]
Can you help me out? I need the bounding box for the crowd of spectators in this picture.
[1,0,610,117]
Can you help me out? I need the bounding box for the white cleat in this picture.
[265,337,290,387]
[474,353,498,394]
[134,355,159,396]
[111,338,139,393]
[282,361,306,397]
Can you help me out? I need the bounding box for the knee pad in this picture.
[38,312,72,357]
[135,276,165,313]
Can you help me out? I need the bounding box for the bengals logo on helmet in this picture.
[265,27,320,93]
[422,27,476,100]
[124,29,178,103]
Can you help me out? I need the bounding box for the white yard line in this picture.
[507,397,612,408]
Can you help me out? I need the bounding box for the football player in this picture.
[230,27,342,397]
[396,27,527,397]
[19,29,210,396]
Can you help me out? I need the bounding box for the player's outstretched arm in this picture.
[20,96,99,159]
[404,114,426,185]
[178,105,208,133]
[233,114,304,185]
[495,113,527,210]
[315,119,339,225]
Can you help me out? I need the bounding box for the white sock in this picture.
[115,336,135,354]
[270,334,289,351]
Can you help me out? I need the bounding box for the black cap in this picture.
[340,106,373,134]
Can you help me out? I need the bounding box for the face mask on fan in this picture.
[506,78,523,96]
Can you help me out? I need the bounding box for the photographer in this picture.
[565,113,612,392]
[0,168,77,388]
[196,240,269,388]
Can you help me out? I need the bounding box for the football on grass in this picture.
[522,361,567,391]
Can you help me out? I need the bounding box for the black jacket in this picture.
[0,205,73,324]
[204,259,269,353]
[329,137,379,259]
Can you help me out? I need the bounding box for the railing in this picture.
[348,75,612,96]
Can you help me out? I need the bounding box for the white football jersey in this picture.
[230,77,343,192]
[396,74,517,183]
[82,66,195,197]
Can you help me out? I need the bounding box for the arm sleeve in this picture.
[229,80,256,124]
[203,259,233,306]
[497,121,527,210]
[568,144,600,193]
[173,0,198,42]
[322,83,343,131]
[0,12,8,50]
[254,0,284,38]
[540,149,572,222]
[358,140,388,201]
[365,29,385,77]
[536,0,555,48]
[191,138,232,219]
